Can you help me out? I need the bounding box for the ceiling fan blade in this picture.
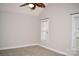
[20,3,29,7]
[36,3,45,8]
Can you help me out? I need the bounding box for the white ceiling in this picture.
[0,3,46,16]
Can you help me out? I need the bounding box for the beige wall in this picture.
[39,3,79,55]
[1,3,79,55]
[0,10,40,49]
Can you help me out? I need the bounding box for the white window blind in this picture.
[72,14,79,49]
[41,19,48,40]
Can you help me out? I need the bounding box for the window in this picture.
[41,19,49,40]
[72,14,79,49]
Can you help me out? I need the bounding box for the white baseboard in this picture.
[0,44,38,50]
[38,44,70,56]
[0,44,71,56]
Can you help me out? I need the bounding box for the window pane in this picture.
[41,21,48,31]
[41,32,48,40]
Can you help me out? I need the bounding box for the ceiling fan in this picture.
[19,3,46,10]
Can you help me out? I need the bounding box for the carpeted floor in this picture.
[0,45,64,56]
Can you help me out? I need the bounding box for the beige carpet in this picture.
[0,45,64,56]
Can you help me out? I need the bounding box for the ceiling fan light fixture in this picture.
[29,4,34,8]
